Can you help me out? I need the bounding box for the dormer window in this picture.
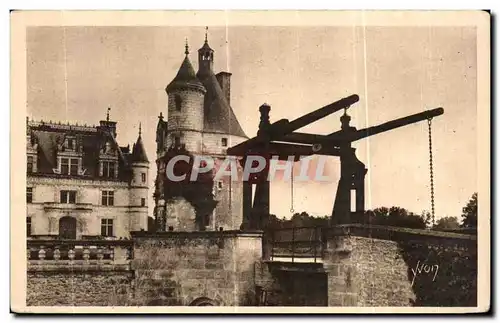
[221,137,228,147]
[26,132,38,173]
[60,157,79,175]
[102,161,116,179]
[62,136,78,152]
[99,138,119,179]
[175,94,182,112]
[67,138,75,150]
[55,135,83,176]
[105,142,112,153]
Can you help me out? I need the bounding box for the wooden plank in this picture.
[327,107,445,143]
[227,94,359,155]
[271,94,359,135]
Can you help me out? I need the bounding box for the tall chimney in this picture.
[98,120,117,138]
[215,72,232,105]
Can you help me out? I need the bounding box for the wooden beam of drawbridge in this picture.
[227,94,359,156]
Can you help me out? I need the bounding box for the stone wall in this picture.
[130,230,263,306]
[200,133,247,156]
[165,197,197,231]
[323,225,477,307]
[165,130,203,153]
[27,267,133,306]
[212,158,244,231]
[24,225,477,308]
[167,89,205,132]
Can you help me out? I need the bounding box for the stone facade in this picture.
[131,231,263,306]
[27,177,141,238]
[26,118,150,239]
[25,225,477,307]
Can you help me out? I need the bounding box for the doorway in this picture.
[59,216,77,239]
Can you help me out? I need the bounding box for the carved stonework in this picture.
[100,141,115,156]
[26,132,39,153]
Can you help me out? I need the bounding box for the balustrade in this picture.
[27,240,133,264]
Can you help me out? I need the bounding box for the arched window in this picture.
[175,94,182,111]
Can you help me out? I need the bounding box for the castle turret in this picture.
[197,28,214,79]
[129,123,149,231]
[165,40,206,153]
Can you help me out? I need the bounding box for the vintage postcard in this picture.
[10,10,490,314]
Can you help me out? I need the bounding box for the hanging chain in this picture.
[290,165,295,214]
[427,118,435,227]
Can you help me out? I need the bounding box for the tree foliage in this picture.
[433,216,460,231]
[421,210,433,228]
[268,206,426,230]
[460,193,478,228]
[356,207,426,229]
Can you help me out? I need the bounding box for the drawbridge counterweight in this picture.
[227,94,444,230]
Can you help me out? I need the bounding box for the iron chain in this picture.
[290,165,295,214]
[427,118,435,227]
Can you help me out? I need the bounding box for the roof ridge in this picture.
[107,130,129,166]
[28,119,99,132]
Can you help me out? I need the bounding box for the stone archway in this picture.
[59,216,77,239]
[189,297,219,306]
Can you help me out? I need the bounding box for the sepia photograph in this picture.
[10,10,490,314]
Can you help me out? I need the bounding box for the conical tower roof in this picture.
[166,41,206,93]
[130,124,149,163]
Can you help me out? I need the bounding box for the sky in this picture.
[26,25,477,220]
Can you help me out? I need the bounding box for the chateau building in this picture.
[26,115,149,239]
[154,33,248,231]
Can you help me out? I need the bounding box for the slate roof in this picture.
[27,120,146,180]
[197,70,247,138]
[198,40,213,53]
[130,134,149,163]
[166,56,205,93]
[165,40,247,139]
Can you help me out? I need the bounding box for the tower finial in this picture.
[139,122,142,137]
[106,106,111,122]
[185,38,189,56]
[205,26,208,43]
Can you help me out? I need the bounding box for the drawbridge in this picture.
[227,94,444,264]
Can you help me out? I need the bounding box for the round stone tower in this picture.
[165,41,207,153]
[154,31,248,232]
